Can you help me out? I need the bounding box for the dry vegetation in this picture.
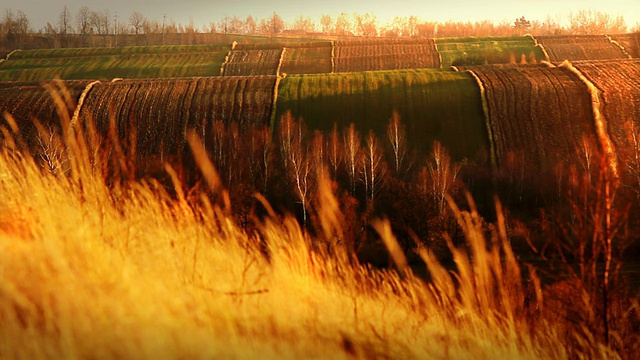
[2,34,640,358]
[0,94,625,359]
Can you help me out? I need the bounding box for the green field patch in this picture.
[0,48,230,81]
[275,68,488,161]
[435,36,544,68]
[7,44,231,59]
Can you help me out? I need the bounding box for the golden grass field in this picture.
[0,97,623,359]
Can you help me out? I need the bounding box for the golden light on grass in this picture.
[0,91,619,359]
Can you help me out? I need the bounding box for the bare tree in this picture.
[15,10,30,35]
[427,141,460,214]
[244,16,257,34]
[76,6,92,35]
[58,6,72,35]
[259,126,273,193]
[88,10,108,35]
[569,9,627,34]
[355,12,377,37]
[387,111,407,177]
[247,125,271,191]
[268,11,285,34]
[343,123,361,195]
[311,130,325,180]
[320,14,333,34]
[335,13,352,36]
[360,130,386,202]
[129,11,146,35]
[280,112,312,223]
[217,15,231,34]
[327,123,342,178]
[229,16,243,34]
[577,134,597,186]
[292,15,316,33]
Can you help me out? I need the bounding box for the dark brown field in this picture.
[460,64,596,177]
[221,44,283,76]
[334,38,441,72]
[572,59,640,184]
[536,35,630,62]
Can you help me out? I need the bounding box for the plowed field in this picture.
[221,44,283,76]
[459,64,596,174]
[610,33,640,58]
[0,80,90,146]
[280,42,333,74]
[572,59,640,181]
[333,38,441,72]
[536,35,629,62]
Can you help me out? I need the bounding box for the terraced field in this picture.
[458,64,596,175]
[610,33,640,58]
[78,76,277,155]
[0,80,90,147]
[535,35,630,62]
[0,45,230,81]
[571,59,640,182]
[275,68,488,160]
[333,38,441,72]
[2,34,639,178]
[280,42,334,75]
[435,36,544,68]
[221,43,284,76]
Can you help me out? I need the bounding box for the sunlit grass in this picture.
[0,100,616,359]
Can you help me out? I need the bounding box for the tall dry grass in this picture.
[0,93,618,359]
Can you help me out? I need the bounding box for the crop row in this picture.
[334,39,441,72]
[221,49,283,76]
[0,80,91,150]
[535,35,630,62]
[571,59,640,183]
[7,44,231,60]
[274,69,487,159]
[2,62,639,185]
[0,50,230,81]
[435,36,545,68]
[458,64,596,176]
[609,33,640,58]
[0,36,545,80]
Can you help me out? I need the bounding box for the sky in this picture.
[3,0,639,32]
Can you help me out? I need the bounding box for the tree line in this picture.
[1,6,635,44]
